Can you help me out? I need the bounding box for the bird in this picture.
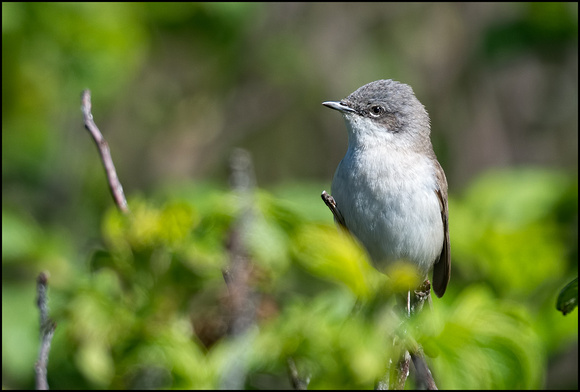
[322,79,450,298]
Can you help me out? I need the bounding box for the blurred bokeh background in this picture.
[2,2,577,389]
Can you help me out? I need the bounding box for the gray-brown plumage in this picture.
[323,79,450,297]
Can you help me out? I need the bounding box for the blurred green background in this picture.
[2,2,577,389]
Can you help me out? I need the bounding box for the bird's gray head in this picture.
[323,79,432,152]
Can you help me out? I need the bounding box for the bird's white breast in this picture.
[331,143,443,278]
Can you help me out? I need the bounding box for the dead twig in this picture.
[219,149,260,390]
[410,348,438,390]
[35,272,56,390]
[287,357,310,390]
[81,89,129,214]
[224,148,258,336]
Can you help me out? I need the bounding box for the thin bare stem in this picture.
[81,90,129,214]
[287,357,310,390]
[376,348,411,390]
[410,348,438,390]
[395,351,412,389]
[224,149,258,336]
[219,149,259,390]
[35,272,56,390]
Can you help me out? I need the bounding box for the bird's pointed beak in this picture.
[322,101,356,114]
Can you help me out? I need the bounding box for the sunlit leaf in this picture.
[556,277,578,316]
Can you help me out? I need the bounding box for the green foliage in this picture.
[50,196,229,388]
[292,223,380,299]
[424,285,544,389]
[557,277,578,316]
[451,168,577,299]
[248,291,395,389]
[482,2,578,61]
[2,2,578,389]
[4,167,576,389]
[447,168,578,383]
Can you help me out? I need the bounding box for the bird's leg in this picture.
[411,279,431,315]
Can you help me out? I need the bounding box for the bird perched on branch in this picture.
[322,79,450,298]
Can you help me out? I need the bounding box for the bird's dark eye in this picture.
[369,105,384,117]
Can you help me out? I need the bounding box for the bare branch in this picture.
[376,348,411,390]
[224,149,259,336]
[395,351,412,389]
[287,357,310,390]
[378,284,438,389]
[219,149,260,390]
[35,272,56,390]
[81,90,129,214]
[410,348,438,390]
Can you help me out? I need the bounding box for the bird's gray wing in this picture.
[432,162,450,298]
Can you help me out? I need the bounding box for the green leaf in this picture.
[556,278,578,316]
